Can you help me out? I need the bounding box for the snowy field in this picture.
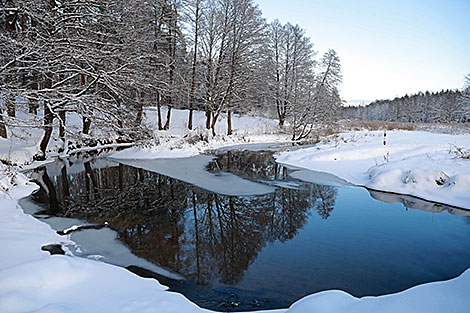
[1,108,470,312]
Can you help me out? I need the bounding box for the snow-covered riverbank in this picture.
[276,129,470,209]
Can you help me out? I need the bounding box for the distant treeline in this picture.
[343,89,470,123]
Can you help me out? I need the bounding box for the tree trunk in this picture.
[163,106,171,130]
[188,106,194,130]
[7,98,15,117]
[119,163,124,192]
[84,161,98,193]
[210,112,218,136]
[226,8,238,136]
[61,164,70,200]
[227,69,234,136]
[28,75,39,115]
[39,76,54,157]
[227,77,233,135]
[29,101,38,115]
[188,0,200,130]
[42,169,59,215]
[156,92,163,130]
[227,104,232,135]
[163,2,177,131]
[82,117,91,135]
[205,110,211,129]
[59,110,66,140]
[0,109,7,139]
[135,90,144,126]
[39,101,53,157]
[279,116,284,128]
[211,125,216,136]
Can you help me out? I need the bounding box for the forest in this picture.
[344,86,470,123]
[1,0,343,157]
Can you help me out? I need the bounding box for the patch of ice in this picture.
[112,155,276,196]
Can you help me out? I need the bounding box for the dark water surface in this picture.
[22,150,470,311]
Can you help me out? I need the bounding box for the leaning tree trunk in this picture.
[41,169,59,215]
[39,75,54,157]
[59,109,66,140]
[39,101,54,157]
[7,98,15,118]
[58,74,66,140]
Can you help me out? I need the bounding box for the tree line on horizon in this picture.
[0,0,343,158]
[343,75,470,123]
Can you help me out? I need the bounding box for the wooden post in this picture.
[383,125,387,146]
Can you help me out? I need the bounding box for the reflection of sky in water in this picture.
[23,151,470,311]
[235,187,470,301]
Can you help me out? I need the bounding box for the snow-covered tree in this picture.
[291,49,342,140]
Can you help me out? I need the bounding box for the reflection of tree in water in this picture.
[268,187,315,242]
[31,153,338,287]
[312,185,338,219]
[207,150,289,181]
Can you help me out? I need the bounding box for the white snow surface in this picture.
[111,107,289,159]
[276,130,470,209]
[0,138,39,166]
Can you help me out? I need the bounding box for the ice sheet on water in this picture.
[216,142,297,152]
[68,228,183,280]
[111,155,276,196]
[19,197,183,280]
[285,166,353,188]
[43,157,120,177]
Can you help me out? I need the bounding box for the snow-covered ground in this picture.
[111,107,290,159]
[1,108,470,312]
[276,130,470,209]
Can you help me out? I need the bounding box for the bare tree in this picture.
[187,0,202,130]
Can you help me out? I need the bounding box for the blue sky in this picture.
[254,0,470,101]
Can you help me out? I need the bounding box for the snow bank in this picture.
[0,138,39,166]
[0,169,62,270]
[276,130,470,209]
[288,270,470,313]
